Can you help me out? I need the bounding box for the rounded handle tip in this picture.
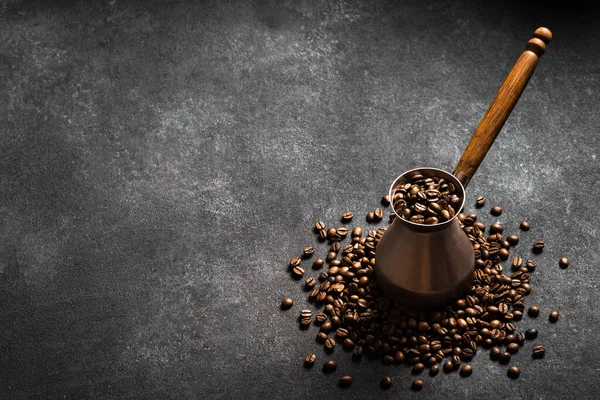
[527,38,546,57]
[534,27,552,44]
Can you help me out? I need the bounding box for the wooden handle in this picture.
[453,27,552,188]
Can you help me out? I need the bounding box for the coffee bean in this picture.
[507,365,520,379]
[304,353,316,367]
[475,196,486,207]
[394,351,405,364]
[443,360,454,373]
[490,346,501,361]
[323,360,337,373]
[412,363,425,375]
[351,226,363,237]
[380,376,392,390]
[302,246,314,258]
[460,364,473,377]
[525,260,537,271]
[381,194,391,207]
[429,364,440,376]
[289,257,302,269]
[316,331,328,344]
[374,208,384,221]
[324,338,336,352]
[507,343,519,354]
[411,379,424,391]
[559,257,569,269]
[382,355,394,365]
[512,257,523,269]
[506,235,519,246]
[341,212,354,222]
[549,310,559,323]
[312,258,325,269]
[532,240,545,253]
[523,328,538,340]
[499,352,511,364]
[318,229,327,241]
[320,321,332,333]
[280,298,293,310]
[490,206,503,216]
[490,223,504,234]
[366,211,375,222]
[338,375,352,388]
[305,277,316,289]
[520,221,531,231]
[533,345,546,358]
[498,248,509,260]
[292,266,304,278]
[299,317,311,328]
[528,306,540,318]
[314,221,326,231]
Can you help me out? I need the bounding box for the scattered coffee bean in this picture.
[304,353,316,367]
[460,364,473,377]
[526,260,537,271]
[337,227,348,237]
[411,379,424,391]
[475,196,486,207]
[549,310,559,322]
[303,246,314,258]
[323,360,337,373]
[507,343,520,354]
[490,206,503,216]
[412,363,425,375]
[528,306,540,318]
[380,376,393,390]
[292,266,304,279]
[312,258,325,269]
[341,211,354,222]
[507,365,520,379]
[374,208,384,221]
[490,223,504,234]
[532,240,545,253]
[314,221,326,231]
[506,235,519,246]
[299,317,311,328]
[318,229,327,241]
[280,298,293,310]
[382,355,394,365]
[533,345,546,358]
[351,226,362,237]
[429,364,440,376]
[443,360,454,373]
[525,328,538,340]
[381,194,391,206]
[499,352,511,365]
[559,257,569,269]
[366,211,375,222]
[339,375,352,388]
[520,221,531,231]
[324,338,336,352]
[316,332,328,344]
[490,346,501,361]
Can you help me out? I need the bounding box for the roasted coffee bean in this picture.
[318,229,327,241]
[532,240,545,253]
[314,221,326,231]
[351,226,363,237]
[506,235,519,246]
[374,208,384,221]
[314,313,327,325]
[520,221,531,231]
[382,355,394,365]
[460,364,473,377]
[299,317,311,328]
[289,257,302,269]
[381,194,391,206]
[507,365,520,379]
[475,196,486,207]
[393,351,405,364]
[292,266,305,278]
[323,360,337,373]
[366,211,375,222]
[490,206,503,216]
[443,360,454,373]
[339,375,352,387]
[549,310,559,322]
[312,258,325,270]
[411,379,424,391]
[507,343,519,354]
[337,227,349,237]
[525,260,537,271]
[324,338,336,352]
[316,332,328,344]
[498,248,510,260]
[380,376,393,390]
[525,328,538,340]
[305,277,316,289]
[412,363,425,375]
[280,298,294,310]
[490,223,504,234]
[512,257,523,269]
[320,322,332,333]
[499,352,511,365]
[559,257,569,269]
[304,353,316,367]
[528,306,540,318]
[490,346,501,361]
[352,345,363,360]
[533,345,546,358]
[429,364,440,376]
[341,212,354,222]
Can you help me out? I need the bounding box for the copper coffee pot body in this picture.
[376,168,474,310]
[375,27,552,310]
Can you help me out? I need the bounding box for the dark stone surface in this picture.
[1,0,599,398]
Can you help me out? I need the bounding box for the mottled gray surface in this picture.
[1,0,599,398]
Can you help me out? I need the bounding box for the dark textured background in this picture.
[1,0,600,398]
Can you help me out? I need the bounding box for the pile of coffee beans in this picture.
[281,193,565,391]
[391,172,462,225]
